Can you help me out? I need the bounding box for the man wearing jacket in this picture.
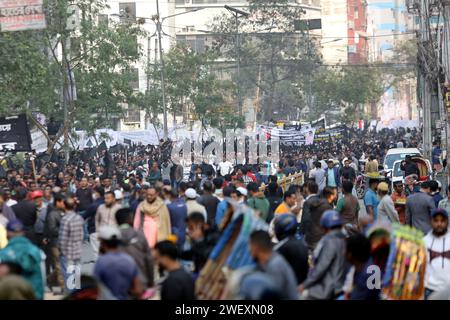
[424,208,450,299]
[406,181,435,234]
[43,194,66,291]
[11,187,37,244]
[324,160,341,189]
[302,187,335,251]
[80,186,104,251]
[300,210,347,300]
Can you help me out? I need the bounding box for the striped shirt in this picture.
[58,211,84,261]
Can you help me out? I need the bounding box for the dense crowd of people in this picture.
[0,126,449,300]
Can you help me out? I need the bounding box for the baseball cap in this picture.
[114,189,123,200]
[320,210,342,229]
[6,219,24,232]
[236,187,248,197]
[377,182,389,192]
[431,208,449,219]
[30,190,44,199]
[185,188,199,199]
[97,225,122,241]
[327,159,334,163]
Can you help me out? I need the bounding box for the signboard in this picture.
[314,125,348,142]
[0,0,46,32]
[0,114,32,151]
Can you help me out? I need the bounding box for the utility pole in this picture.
[155,0,168,140]
[419,0,433,161]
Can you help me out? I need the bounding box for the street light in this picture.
[224,5,249,117]
[113,5,204,140]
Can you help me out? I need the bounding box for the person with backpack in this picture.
[115,208,154,291]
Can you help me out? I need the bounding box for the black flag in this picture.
[98,141,107,152]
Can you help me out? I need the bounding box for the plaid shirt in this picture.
[58,211,84,261]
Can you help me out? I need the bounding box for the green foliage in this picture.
[0,0,145,150]
[209,0,321,121]
[310,66,384,124]
[146,44,243,132]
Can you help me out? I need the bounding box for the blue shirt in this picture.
[167,198,188,246]
[94,251,138,300]
[364,188,379,220]
[432,147,442,165]
[327,168,337,187]
[215,200,228,226]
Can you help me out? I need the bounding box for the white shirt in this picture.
[424,230,450,291]
[6,199,17,207]
[218,161,233,176]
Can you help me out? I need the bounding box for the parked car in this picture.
[383,147,421,172]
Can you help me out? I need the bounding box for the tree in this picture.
[146,44,243,134]
[209,0,321,121]
[0,0,145,153]
[309,66,384,124]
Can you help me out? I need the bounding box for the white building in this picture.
[366,0,418,121]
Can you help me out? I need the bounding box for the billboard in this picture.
[0,114,32,151]
[0,0,46,32]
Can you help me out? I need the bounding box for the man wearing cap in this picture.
[406,181,435,234]
[58,197,84,293]
[0,219,44,299]
[94,225,143,300]
[31,190,47,248]
[185,188,207,221]
[377,182,399,224]
[423,208,450,299]
[300,210,347,300]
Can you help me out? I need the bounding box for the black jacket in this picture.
[75,188,93,212]
[302,197,333,250]
[275,237,309,284]
[44,208,64,247]
[80,198,104,234]
[180,228,219,274]
[400,161,420,177]
[197,194,219,227]
[12,200,37,241]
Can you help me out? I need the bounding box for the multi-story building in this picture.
[366,0,418,121]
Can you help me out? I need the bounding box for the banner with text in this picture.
[0,0,46,32]
[0,114,32,151]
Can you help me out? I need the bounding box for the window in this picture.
[119,2,136,22]
[348,45,357,53]
[130,68,139,90]
[354,7,359,19]
[98,14,108,26]
[124,105,141,123]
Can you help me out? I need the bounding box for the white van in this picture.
[383,148,421,171]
